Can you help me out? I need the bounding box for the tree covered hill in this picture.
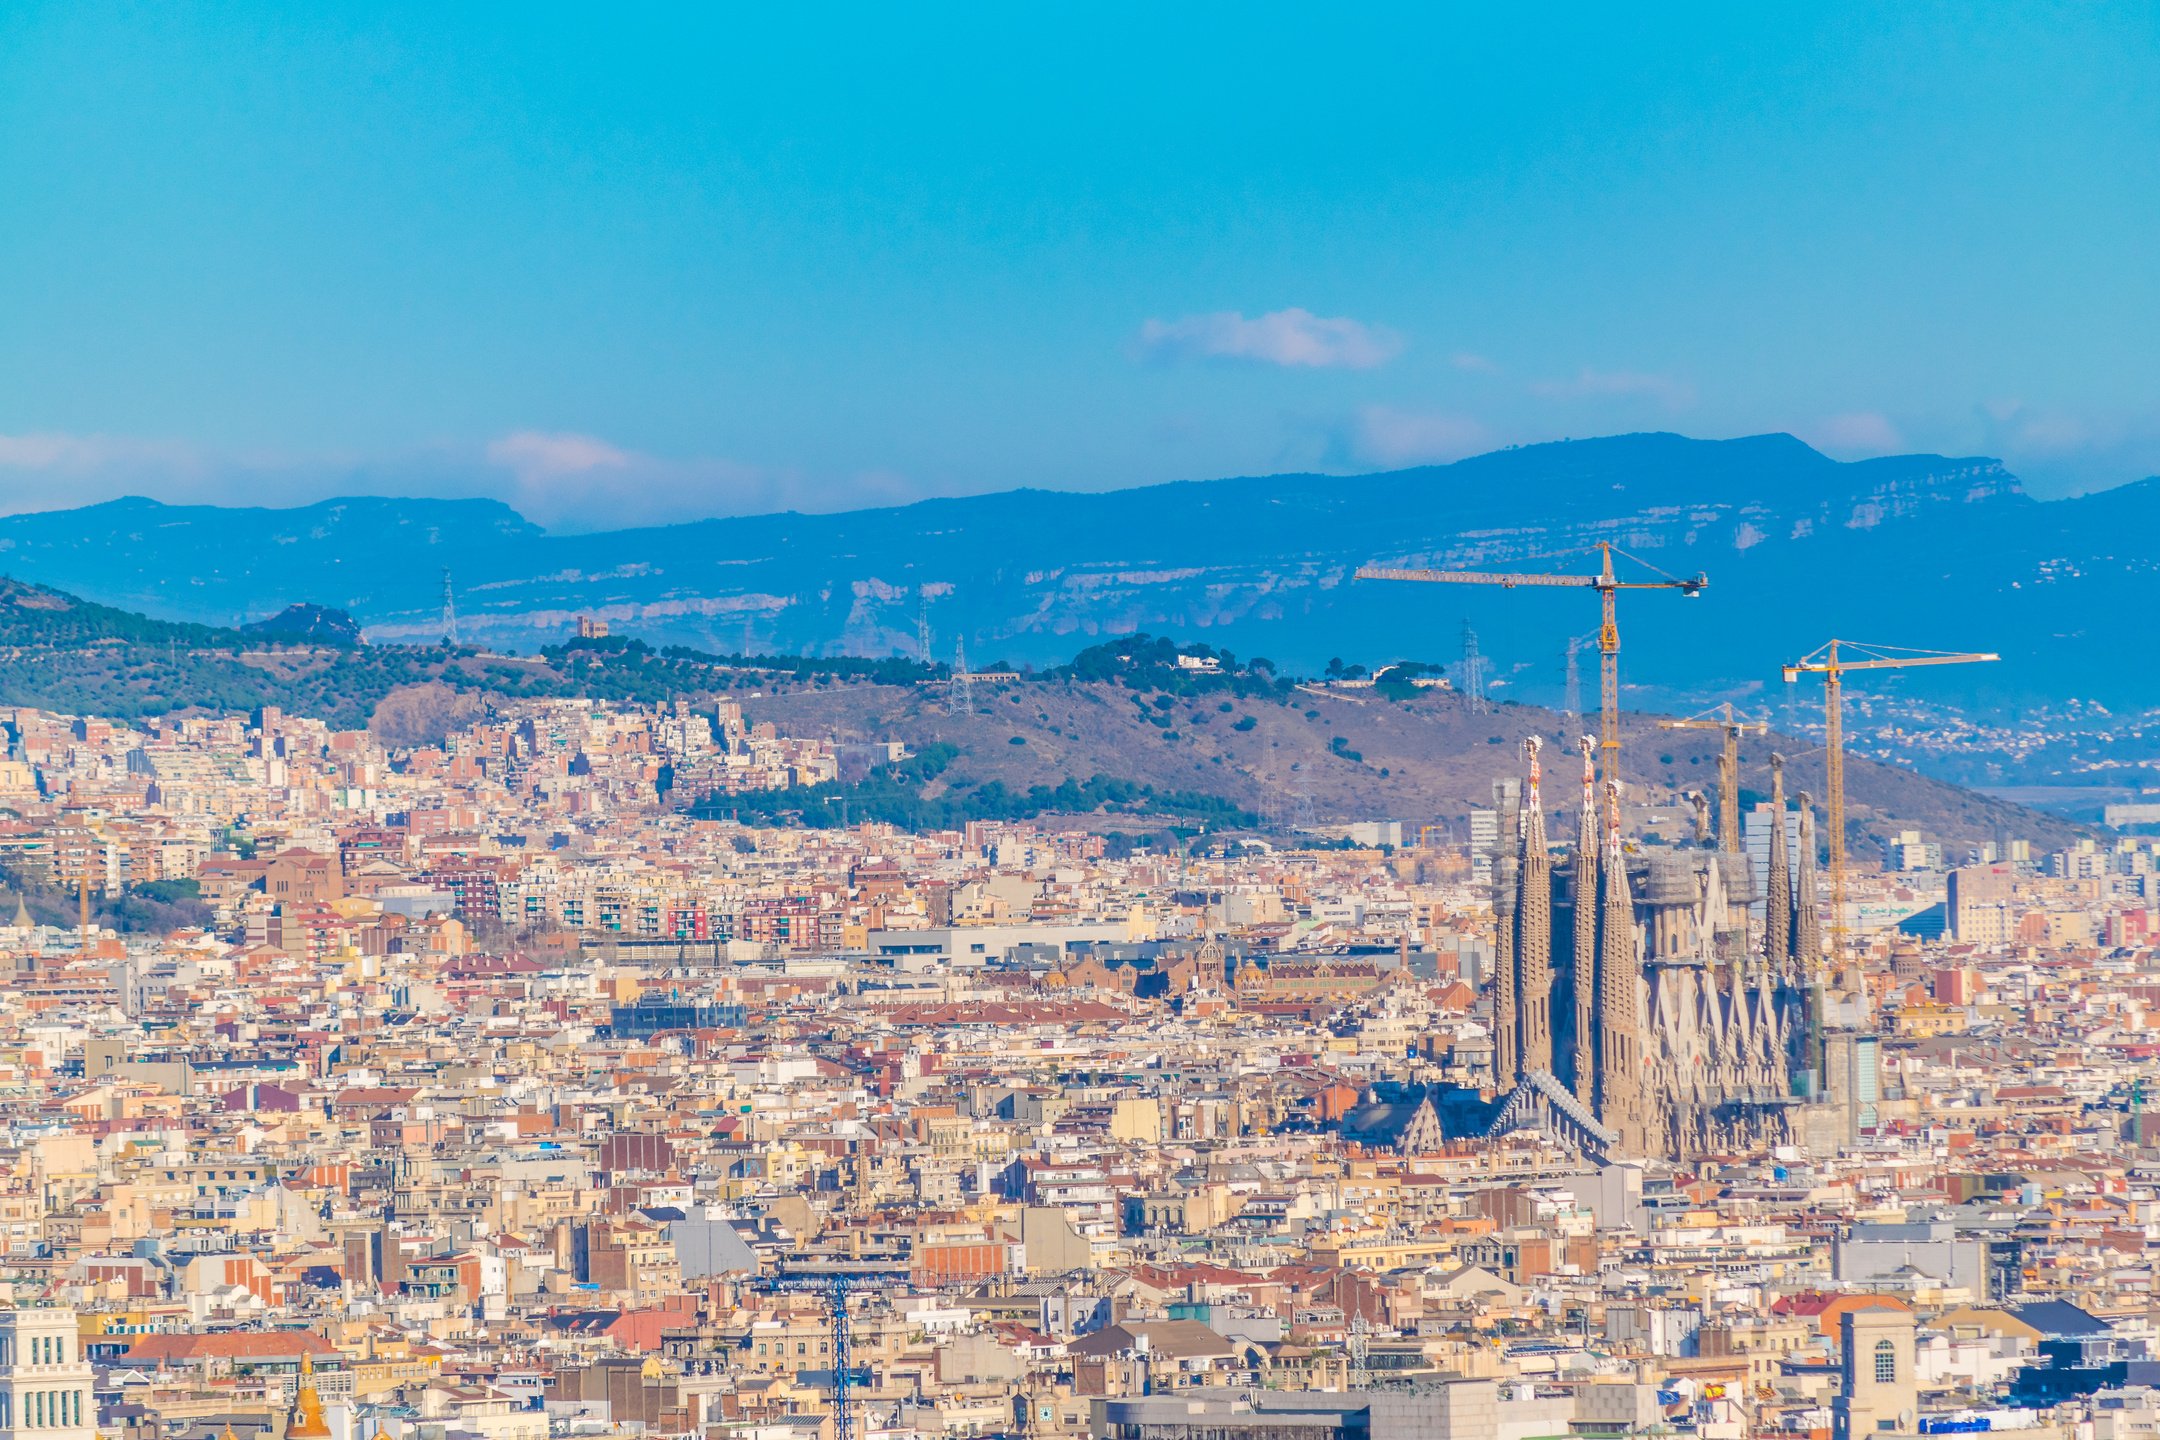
[0,580,2081,848]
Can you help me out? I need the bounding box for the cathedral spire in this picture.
[1569,735,1599,1101]
[1492,799,1520,1094]
[1763,753,1792,979]
[1794,791,1823,981]
[1515,736,1553,1076]
[1594,776,1650,1153]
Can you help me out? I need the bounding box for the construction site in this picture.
[1361,546,2000,1161]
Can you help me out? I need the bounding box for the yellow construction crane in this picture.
[1357,541,1707,776]
[1782,640,1998,970]
[1657,704,1769,854]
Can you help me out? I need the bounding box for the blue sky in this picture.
[2,4,2156,529]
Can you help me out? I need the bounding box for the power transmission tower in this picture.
[1290,762,1317,832]
[947,638,973,715]
[1460,621,1488,715]
[916,592,934,665]
[1563,634,1584,724]
[440,568,460,647]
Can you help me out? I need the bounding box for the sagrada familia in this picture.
[1484,735,1871,1161]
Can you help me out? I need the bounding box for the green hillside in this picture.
[0,577,928,737]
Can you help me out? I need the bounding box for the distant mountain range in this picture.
[0,431,2146,709]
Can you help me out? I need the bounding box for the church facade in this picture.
[1487,739,1840,1161]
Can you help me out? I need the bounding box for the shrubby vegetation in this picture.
[692,743,1262,832]
[0,865,213,934]
[1048,634,1292,699]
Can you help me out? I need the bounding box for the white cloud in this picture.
[0,432,195,471]
[1352,406,1493,467]
[1133,308,1402,369]
[1804,411,1904,456]
[1449,351,1499,372]
[485,430,632,480]
[0,427,926,532]
[2012,411,2091,453]
[1531,367,1696,409]
[479,431,937,530]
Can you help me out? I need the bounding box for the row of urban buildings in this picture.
[0,698,2145,1440]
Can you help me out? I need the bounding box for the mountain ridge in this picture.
[0,430,2135,708]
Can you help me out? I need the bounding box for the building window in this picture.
[1873,1339,1896,1384]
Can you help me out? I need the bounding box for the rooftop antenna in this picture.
[1347,1308,1371,1390]
[441,568,460,648]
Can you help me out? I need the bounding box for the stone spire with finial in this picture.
[1514,736,1553,1075]
[1492,791,1519,1094]
[1569,734,1599,1101]
[1593,775,1649,1153]
[1764,753,1792,980]
[1794,792,1823,980]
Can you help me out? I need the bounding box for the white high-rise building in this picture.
[0,1308,93,1440]
[1743,802,1805,920]
[1468,808,1496,888]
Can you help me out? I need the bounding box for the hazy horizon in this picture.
[0,428,2118,538]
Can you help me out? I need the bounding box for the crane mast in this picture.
[1358,542,1706,796]
[1782,640,1999,984]
[750,1268,909,1440]
[1656,703,1769,854]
